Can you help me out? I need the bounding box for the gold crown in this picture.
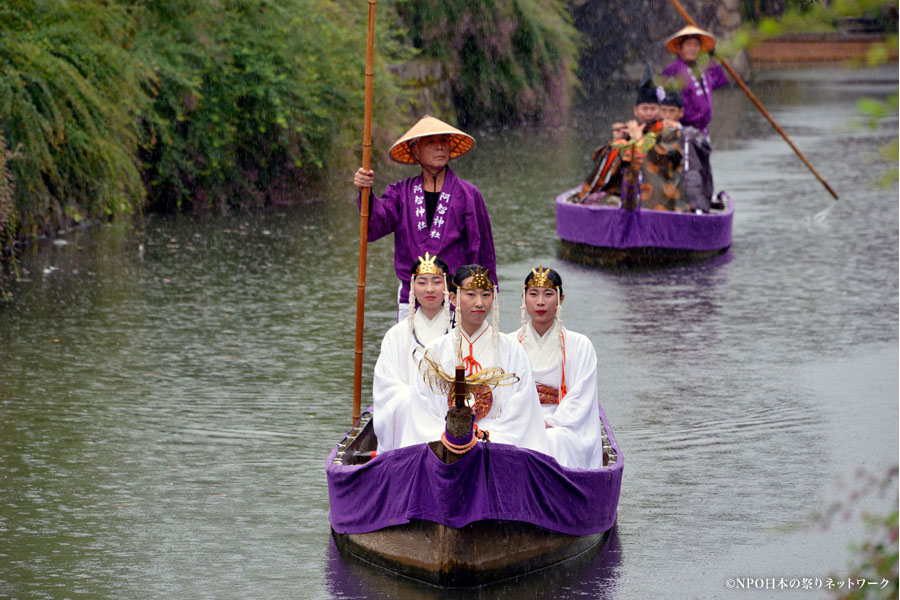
[460,266,493,290]
[525,265,558,289]
[414,252,442,276]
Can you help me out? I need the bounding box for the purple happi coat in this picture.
[662,57,728,137]
[359,167,496,303]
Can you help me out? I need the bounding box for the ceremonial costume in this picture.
[372,308,449,453]
[611,119,684,211]
[362,166,496,307]
[510,322,603,469]
[402,321,548,453]
[577,77,683,211]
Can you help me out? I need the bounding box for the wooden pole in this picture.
[666,0,839,200]
[352,0,376,427]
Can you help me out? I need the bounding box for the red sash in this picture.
[536,383,561,405]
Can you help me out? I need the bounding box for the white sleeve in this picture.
[486,341,548,455]
[544,332,604,469]
[545,334,599,431]
[398,341,448,448]
[372,324,412,452]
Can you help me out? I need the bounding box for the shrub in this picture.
[396,0,581,126]
[0,0,151,236]
[132,0,410,211]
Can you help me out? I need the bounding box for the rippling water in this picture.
[1,65,897,599]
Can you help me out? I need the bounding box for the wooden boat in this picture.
[747,32,898,68]
[326,406,623,587]
[555,187,734,268]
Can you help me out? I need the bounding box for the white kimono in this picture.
[372,309,448,453]
[508,322,604,469]
[401,322,548,454]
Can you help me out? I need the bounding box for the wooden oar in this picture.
[666,0,839,200]
[352,0,376,427]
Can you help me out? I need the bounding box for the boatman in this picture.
[662,25,729,212]
[353,116,497,321]
[401,265,547,454]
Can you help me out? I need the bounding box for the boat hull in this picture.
[555,187,734,268]
[333,518,609,587]
[748,33,898,67]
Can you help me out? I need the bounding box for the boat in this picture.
[555,186,734,268]
[326,405,623,587]
[747,32,898,68]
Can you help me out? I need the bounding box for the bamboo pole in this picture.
[666,0,839,200]
[352,0,376,427]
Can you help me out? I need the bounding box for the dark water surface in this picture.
[1,66,897,599]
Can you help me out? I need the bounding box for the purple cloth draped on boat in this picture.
[556,190,733,251]
[327,406,623,536]
[357,166,496,303]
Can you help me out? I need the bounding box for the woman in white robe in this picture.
[372,253,451,453]
[507,266,604,469]
[401,264,547,454]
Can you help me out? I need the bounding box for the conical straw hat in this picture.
[665,25,716,55]
[388,115,475,165]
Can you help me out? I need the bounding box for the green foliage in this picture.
[742,0,898,28]
[0,133,19,301]
[829,468,899,600]
[131,0,409,210]
[396,0,581,125]
[0,0,412,229]
[0,0,151,236]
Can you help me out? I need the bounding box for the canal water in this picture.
[1,65,896,599]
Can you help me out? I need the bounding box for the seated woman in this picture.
[401,264,547,454]
[508,266,604,469]
[372,253,452,453]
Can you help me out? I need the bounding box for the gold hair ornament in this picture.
[414,252,442,277]
[525,265,558,289]
[460,266,493,290]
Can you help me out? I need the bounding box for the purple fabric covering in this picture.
[358,166,496,303]
[556,189,733,251]
[661,58,728,137]
[327,405,623,536]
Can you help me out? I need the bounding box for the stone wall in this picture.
[388,59,456,122]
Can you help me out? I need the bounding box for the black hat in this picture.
[661,88,682,108]
[635,68,665,105]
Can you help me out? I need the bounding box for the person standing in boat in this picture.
[401,265,547,454]
[662,25,728,212]
[507,266,604,469]
[353,116,497,322]
[372,253,453,454]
